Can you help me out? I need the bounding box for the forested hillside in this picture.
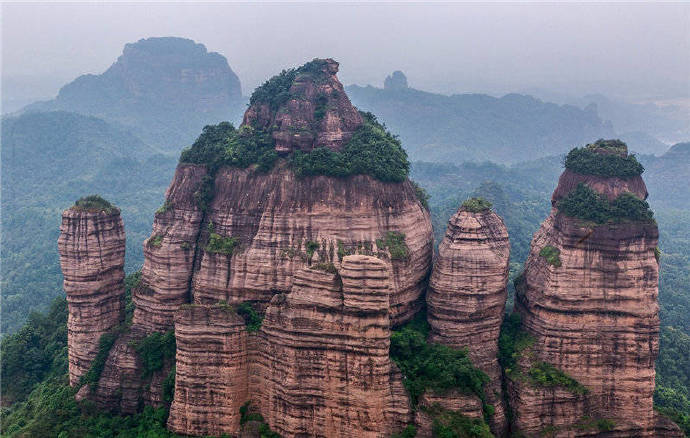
[0,111,178,334]
[347,82,614,164]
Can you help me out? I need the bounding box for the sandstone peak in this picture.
[242,58,363,153]
[553,139,648,204]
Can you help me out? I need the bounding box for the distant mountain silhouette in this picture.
[347,83,615,164]
[24,37,245,153]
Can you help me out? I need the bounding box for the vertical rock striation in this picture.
[58,200,126,386]
[508,141,682,437]
[192,163,432,325]
[251,255,410,437]
[426,205,510,435]
[133,164,208,334]
[167,305,248,436]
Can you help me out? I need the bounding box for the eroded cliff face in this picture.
[508,145,682,437]
[133,164,208,334]
[192,162,432,325]
[167,305,248,436]
[252,255,410,437]
[58,205,126,386]
[427,207,510,435]
[242,58,363,153]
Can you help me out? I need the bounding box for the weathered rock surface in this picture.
[251,256,411,437]
[414,390,484,437]
[192,161,433,325]
[168,305,248,436]
[58,206,126,386]
[243,58,363,153]
[508,144,681,437]
[133,164,208,334]
[427,207,510,435]
[551,169,647,204]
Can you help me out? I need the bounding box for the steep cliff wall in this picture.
[427,204,510,435]
[192,162,432,325]
[507,142,682,437]
[251,255,411,437]
[133,164,208,334]
[167,305,248,436]
[58,200,126,386]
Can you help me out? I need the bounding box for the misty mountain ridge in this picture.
[23,37,246,153]
[347,78,615,163]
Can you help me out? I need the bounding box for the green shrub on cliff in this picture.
[539,246,562,267]
[291,112,410,182]
[461,197,492,213]
[179,111,409,184]
[205,233,239,255]
[73,195,116,213]
[237,302,263,332]
[426,404,494,438]
[390,313,489,407]
[376,231,409,260]
[557,184,654,224]
[564,140,644,179]
[134,330,176,379]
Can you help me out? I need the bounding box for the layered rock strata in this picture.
[251,255,410,437]
[509,144,682,437]
[243,58,363,153]
[167,305,248,436]
[58,204,126,386]
[192,162,432,325]
[133,164,208,333]
[414,390,485,437]
[426,206,510,435]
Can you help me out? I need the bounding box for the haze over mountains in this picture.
[2,36,688,336]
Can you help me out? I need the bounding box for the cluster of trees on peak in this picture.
[179,111,410,183]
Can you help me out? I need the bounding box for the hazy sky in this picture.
[2,2,689,105]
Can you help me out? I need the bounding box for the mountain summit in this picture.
[242,58,363,153]
[25,37,244,152]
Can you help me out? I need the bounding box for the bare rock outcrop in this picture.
[251,255,410,437]
[58,201,126,386]
[242,58,363,153]
[167,305,248,436]
[192,162,432,325]
[508,142,682,437]
[426,205,510,435]
[133,164,208,333]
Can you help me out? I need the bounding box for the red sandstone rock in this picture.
[427,207,510,435]
[551,169,647,204]
[508,145,681,437]
[58,205,126,386]
[242,58,363,153]
[251,256,411,437]
[192,161,433,326]
[167,305,248,436]
[133,164,208,333]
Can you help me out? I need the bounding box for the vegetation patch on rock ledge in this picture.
[539,246,562,267]
[499,314,588,396]
[390,313,490,409]
[179,113,410,183]
[72,194,117,214]
[377,231,409,260]
[461,197,493,213]
[564,139,644,179]
[557,183,654,225]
